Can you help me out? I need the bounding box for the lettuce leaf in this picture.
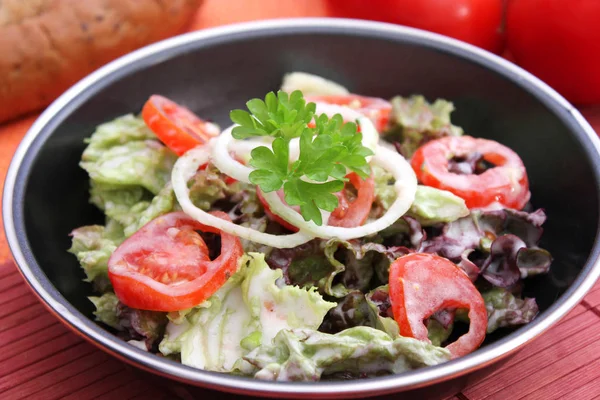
[268,238,407,298]
[385,95,463,158]
[409,186,469,226]
[116,303,168,351]
[372,165,397,214]
[230,183,271,254]
[243,326,450,381]
[71,115,182,286]
[323,239,376,296]
[89,292,121,329]
[81,115,176,195]
[159,253,336,373]
[373,167,467,226]
[88,292,167,350]
[426,319,454,347]
[482,288,539,333]
[68,225,121,287]
[419,209,552,286]
[188,164,240,211]
[319,289,399,338]
[366,285,455,347]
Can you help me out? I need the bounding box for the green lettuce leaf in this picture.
[409,185,469,226]
[91,182,176,238]
[483,288,539,333]
[365,285,400,338]
[270,239,406,298]
[68,225,121,287]
[123,184,176,237]
[426,319,454,347]
[81,113,156,154]
[319,290,399,338]
[117,304,168,351]
[81,114,177,195]
[276,239,387,298]
[243,326,450,381]
[188,164,240,211]
[373,163,468,226]
[89,292,121,330]
[385,95,463,158]
[159,253,336,373]
[88,292,168,351]
[372,165,397,213]
[229,183,271,254]
[323,239,375,297]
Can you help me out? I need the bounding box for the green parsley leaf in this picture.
[248,169,282,192]
[229,90,374,225]
[230,90,316,140]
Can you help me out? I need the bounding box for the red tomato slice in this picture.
[256,188,300,232]
[411,136,530,210]
[328,173,375,227]
[306,94,392,132]
[256,173,375,230]
[389,253,487,359]
[142,95,220,156]
[108,211,243,311]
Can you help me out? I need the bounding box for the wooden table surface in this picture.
[2,1,600,399]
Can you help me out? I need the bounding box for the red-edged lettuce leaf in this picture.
[482,288,539,333]
[116,303,168,351]
[266,239,409,297]
[417,209,552,287]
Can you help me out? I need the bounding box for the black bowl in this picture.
[4,19,600,399]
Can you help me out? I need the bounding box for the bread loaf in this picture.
[0,0,201,123]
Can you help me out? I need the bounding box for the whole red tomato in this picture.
[326,0,505,53]
[507,0,600,105]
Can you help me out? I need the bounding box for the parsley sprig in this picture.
[230,90,373,225]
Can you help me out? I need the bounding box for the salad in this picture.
[69,72,552,381]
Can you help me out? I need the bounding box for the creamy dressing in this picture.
[164,254,335,373]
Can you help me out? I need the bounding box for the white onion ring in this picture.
[357,117,379,160]
[177,118,412,248]
[220,117,378,173]
[261,145,417,240]
[314,102,363,122]
[212,125,253,184]
[172,145,314,248]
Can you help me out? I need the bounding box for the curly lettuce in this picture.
[159,253,335,373]
[319,288,399,338]
[89,292,121,329]
[409,186,469,226]
[243,327,450,381]
[385,95,463,158]
[89,292,168,350]
[68,225,121,289]
[80,115,176,195]
[483,288,539,333]
[373,165,468,225]
[268,238,407,298]
[188,164,240,211]
[419,209,552,286]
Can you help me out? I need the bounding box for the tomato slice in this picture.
[411,136,530,210]
[328,172,375,227]
[108,211,243,311]
[142,95,220,156]
[256,188,300,232]
[256,173,375,230]
[389,253,487,359]
[306,94,392,132]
